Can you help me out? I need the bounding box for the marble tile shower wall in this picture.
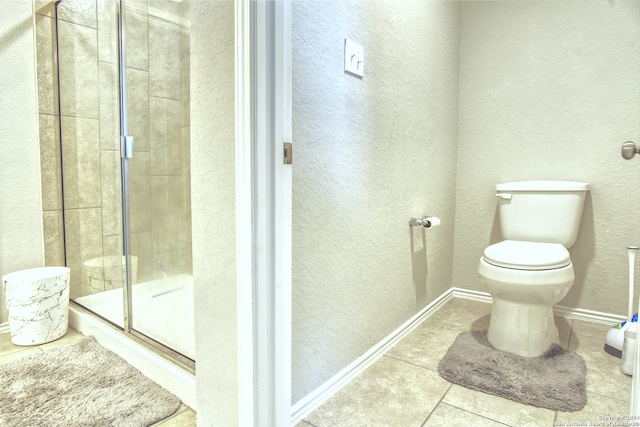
[35,0,192,299]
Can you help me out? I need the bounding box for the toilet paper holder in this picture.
[409,216,441,229]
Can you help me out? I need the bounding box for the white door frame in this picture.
[236,1,292,425]
[271,1,293,424]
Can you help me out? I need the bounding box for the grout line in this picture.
[566,318,575,349]
[420,383,453,427]
[0,347,24,358]
[585,388,632,403]
[383,355,444,377]
[296,297,624,425]
[291,289,456,424]
[0,348,43,365]
[382,353,436,372]
[433,402,514,427]
[437,399,517,427]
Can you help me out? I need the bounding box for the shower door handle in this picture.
[121,136,134,159]
[621,141,639,160]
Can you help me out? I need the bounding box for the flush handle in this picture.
[496,193,512,200]
[621,141,639,160]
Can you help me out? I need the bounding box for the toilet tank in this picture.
[496,180,589,248]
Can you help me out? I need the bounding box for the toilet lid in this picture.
[483,240,571,270]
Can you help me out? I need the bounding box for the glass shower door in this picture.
[124,1,194,360]
[50,0,193,361]
[53,0,126,329]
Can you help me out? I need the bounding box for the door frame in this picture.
[236,1,293,425]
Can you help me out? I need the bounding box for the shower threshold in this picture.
[69,274,196,409]
[74,274,195,359]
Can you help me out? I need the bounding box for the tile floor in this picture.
[1,298,631,427]
[0,327,196,426]
[295,298,632,427]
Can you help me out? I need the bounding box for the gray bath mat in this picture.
[0,336,181,426]
[438,330,587,412]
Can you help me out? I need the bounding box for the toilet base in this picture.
[487,298,560,357]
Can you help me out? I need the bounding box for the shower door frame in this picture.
[117,0,133,337]
[116,0,195,369]
[63,0,195,371]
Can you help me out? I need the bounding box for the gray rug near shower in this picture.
[0,336,181,427]
[438,330,587,412]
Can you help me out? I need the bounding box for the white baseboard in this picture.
[553,305,625,325]
[290,288,455,425]
[0,322,9,334]
[450,287,492,303]
[450,287,625,325]
[291,286,625,425]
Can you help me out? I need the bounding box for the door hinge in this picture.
[283,142,292,164]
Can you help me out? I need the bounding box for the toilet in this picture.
[478,180,589,357]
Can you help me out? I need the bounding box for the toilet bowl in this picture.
[478,181,589,357]
[479,241,575,356]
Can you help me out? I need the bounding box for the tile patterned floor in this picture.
[0,328,196,426]
[1,298,631,426]
[296,298,632,427]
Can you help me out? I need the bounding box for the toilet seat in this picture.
[483,240,570,271]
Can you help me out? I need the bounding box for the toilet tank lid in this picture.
[495,180,589,192]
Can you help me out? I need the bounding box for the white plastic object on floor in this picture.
[605,315,637,358]
[2,266,70,346]
[622,323,637,375]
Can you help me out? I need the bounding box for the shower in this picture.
[38,0,193,364]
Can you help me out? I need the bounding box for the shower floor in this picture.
[75,274,195,360]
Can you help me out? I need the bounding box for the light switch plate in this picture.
[344,38,364,78]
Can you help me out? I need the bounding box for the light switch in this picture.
[344,38,364,78]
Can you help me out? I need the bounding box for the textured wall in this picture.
[292,0,461,403]
[191,1,237,425]
[454,1,640,314]
[0,3,44,324]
